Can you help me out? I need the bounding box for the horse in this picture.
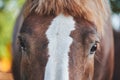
[12,0,114,80]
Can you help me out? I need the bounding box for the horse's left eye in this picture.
[90,43,97,54]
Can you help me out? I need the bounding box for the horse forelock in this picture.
[24,0,111,36]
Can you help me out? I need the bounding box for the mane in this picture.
[24,0,111,35]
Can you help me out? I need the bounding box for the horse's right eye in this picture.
[18,36,26,52]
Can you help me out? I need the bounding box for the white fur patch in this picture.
[45,14,75,80]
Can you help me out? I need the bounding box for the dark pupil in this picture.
[90,44,97,53]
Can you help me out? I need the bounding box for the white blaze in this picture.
[45,14,75,80]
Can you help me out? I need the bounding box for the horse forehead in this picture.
[21,14,95,36]
[20,13,97,51]
[20,14,54,35]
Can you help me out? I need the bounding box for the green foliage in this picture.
[110,0,120,13]
[0,0,25,58]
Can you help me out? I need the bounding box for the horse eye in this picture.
[90,43,97,54]
[18,36,26,51]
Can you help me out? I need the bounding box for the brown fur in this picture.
[69,17,97,80]
[13,12,55,80]
[12,0,114,80]
[24,0,110,36]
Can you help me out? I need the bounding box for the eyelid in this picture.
[90,40,100,44]
[18,35,23,41]
[93,37,100,43]
[95,41,100,44]
[18,35,26,42]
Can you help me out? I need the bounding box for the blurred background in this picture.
[0,0,25,74]
[0,0,120,79]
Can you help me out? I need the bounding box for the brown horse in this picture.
[12,0,114,80]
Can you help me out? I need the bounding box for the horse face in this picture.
[16,12,99,80]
